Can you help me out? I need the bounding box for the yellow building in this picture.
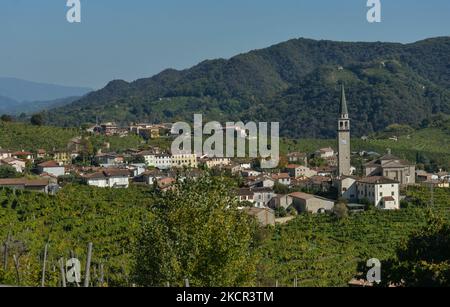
[52,151,71,164]
[171,154,197,169]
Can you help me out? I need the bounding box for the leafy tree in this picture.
[0,165,19,178]
[30,114,44,126]
[274,206,287,218]
[0,115,13,122]
[273,182,289,195]
[382,215,450,287]
[133,176,259,287]
[333,201,349,220]
[309,157,326,167]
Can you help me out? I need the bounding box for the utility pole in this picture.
[41,243,49,287]
[59,258,67,288]
[84,242,93,287]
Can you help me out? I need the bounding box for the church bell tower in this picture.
[338,84,351,177]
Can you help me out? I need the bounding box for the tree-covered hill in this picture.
[44,37,450,138]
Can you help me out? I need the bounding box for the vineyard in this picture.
[0,184,154,286]
[257,187,450,287]
[0,122,145,153]
[0,182,449,287]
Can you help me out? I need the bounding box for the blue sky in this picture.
[1,0,449,89]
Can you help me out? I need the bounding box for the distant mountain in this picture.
[0,77,92,115]
[45,37,450,138]
[0,94,82,115]
[0,77,91,103]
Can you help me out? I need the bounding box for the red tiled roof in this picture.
[0,178,49,187]
[358,176,399,184]
[13,151,33,156]
[286,164,301,169]
[272,173,290,180]
[38,161,61,168]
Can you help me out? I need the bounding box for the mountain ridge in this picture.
[0,77,92,103]
[44,37,450,137]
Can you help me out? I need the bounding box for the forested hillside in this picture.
[44,37,450,138]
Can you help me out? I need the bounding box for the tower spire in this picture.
[340,84,348,116]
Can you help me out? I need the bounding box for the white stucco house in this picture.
[85,169,130,188]
[37,161,65,177]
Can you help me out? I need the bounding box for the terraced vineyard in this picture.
[258,187,450,287]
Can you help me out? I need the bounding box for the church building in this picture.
[338,85,351,177]
[336,85,401,210]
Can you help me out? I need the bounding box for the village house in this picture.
[51,150,71,164]
[84,169,130,188]
[127,164,147,177]
[157,177,176,192]
[95,153,125,167]
[271,173,291,186]
[237,188,254,203]
[313,166,336,177]
[437,171,450,181]
[0,157,26,173]
[241,170,262,178]
[129,123,162,139]
[37,161,65,178]
[315,147,335,159]
[244,176,275,189]
[268,194,293,210]
[0,178,51,194]
[252,187,276,208]
[339,176,400,210]
[286,164,318,178]
[199,157,231,169]
[422,180,450,189]
[13,151,34,162]
[289,192,335,214]
[99,122,119,136]
[234,159,252,170]
[416,170,438,183]
[223,163,242,175]
[36,149,47,159]
[141,169,164,185]
[286,152,308,165]
[306,175,333,192]
[357,177,400,210]
[243,207,275,227]
[0,149,12,160]
[67,137,82,153]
